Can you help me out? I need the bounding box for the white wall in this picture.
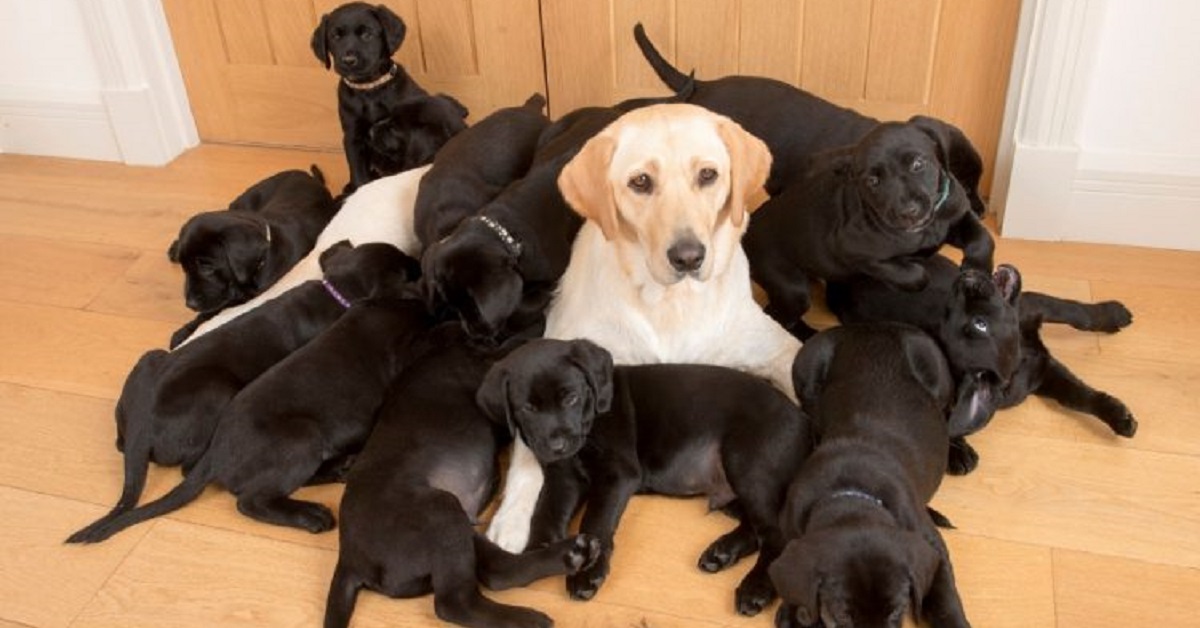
[0,0,197,164]
[997,0,1200,251]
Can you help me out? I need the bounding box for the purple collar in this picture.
[321,279,353,309]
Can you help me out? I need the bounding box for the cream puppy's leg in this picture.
[486,437,543,552]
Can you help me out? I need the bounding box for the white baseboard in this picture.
[0,88,121,162]
[999,143,1200,251]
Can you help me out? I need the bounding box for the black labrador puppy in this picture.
[419,107,625,340]
[167,166,336,346]
[477,338,815,616]
[414,93,551,248]
[66,287,436,542]
[772,323,970,628]
[325,324,601,628]
[743,121,995,339]
[66,241,420,544]
[827,255,1137,474]
[311,2,467,191]
[632,22,986,208]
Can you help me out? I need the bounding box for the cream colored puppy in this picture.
[486,104,802,552]
[179,164,429,345]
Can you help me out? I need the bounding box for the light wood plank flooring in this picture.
[1,145,1197,627]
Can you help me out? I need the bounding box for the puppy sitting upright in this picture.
[827,255,1137,474]
[66,242,420,544]
[311,2,467,192]
[168,166,336,346]
[771,323,970,628]
[478,338,814,616]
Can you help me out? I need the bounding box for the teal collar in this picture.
[932,171,952,212]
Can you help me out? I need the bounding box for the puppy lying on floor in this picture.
[311,2,466,191]
[178,164,430,345]
[66,242,420,544]
[773,323,970,628]
[69,278,435,542]
[326,324,600,628]
[827,254,1137,474]
[478,338,814,616]
[414,93,551,248]
[167,166,336,347]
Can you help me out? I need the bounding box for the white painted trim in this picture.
[0,88,120,161]
[78,0,198,165]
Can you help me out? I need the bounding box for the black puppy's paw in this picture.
[1097,394,1138,438]
[563,534,603,573]
[1094,301,1134,332]
[735,574,776,617]
[294,503,337,533]
[947,437,979,475]
[566,559,608,601]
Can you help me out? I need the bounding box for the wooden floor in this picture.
[2,144,1198,628]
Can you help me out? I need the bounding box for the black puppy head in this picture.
[311,3,406,80]
[941,264,1021,436]
[368,95,470,172]
[420,220,523,341]
[909,115,986,217]
[169,212,271,312]
[319,239,422,301]
[771,529,941,628]
[477,338,614,463]
[840,122,965,233]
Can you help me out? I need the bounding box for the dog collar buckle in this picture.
[477,215,523,258]
[321,278,353,309]
[932,171,952,212]
[342,63,398,91]
[829,488,885,509]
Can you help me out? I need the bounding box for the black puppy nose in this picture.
[901,201,924,218]
[341,55,359,68]
[668,239,706,273]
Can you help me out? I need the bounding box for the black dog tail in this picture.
[309,164,327,185]
[522,92,547,113]
[633,23,693,92]
[66,456,214,544]
[323,561,361,628]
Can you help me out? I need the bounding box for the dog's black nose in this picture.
[668,239,706,273]
[341,55,359,68]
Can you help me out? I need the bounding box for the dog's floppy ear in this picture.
[476,361,514,430]
[715,116,772,226]
[566,339,614,414]
[167,238,181,263]
[769,538,824,626]
[373,4,407,56]
[310,13,331,69]
[993,264,1022,306]
[225,227,269,287]
[901,331,954,409]
[318,239,354,272]
[908,115,985,215]
[904,532,944,622]
[791,329,837,414]
[559,133,618,240]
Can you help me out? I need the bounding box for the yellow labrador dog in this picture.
[486,104,803,551]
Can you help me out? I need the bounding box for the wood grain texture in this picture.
[0,146,1197,627]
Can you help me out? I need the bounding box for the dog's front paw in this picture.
[735,572,777,617]
[1098,394,1138,437]
[1094,301,1134,332]
[564,534,602,573]
[566,559,608,601]
[947,437,979,475]
[295,503,337,533]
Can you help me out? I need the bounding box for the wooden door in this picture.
[162,0,546,149]
[540,0,1021,195]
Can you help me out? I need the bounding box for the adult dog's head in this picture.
[310,2,406,82]
[477,338,614,463]
[835,117,976,233]
[940,264,1022,437]
[770,527,944,628]
[168,211,272,312]
[558,104,771,286]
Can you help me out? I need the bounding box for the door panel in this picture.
[162,0,546,149]
[540,0,1021,195]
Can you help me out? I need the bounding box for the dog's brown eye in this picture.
[970,317,989,334]
[911,157,926,172]
[865,175,881,188]
[361,31,373,41]
[697,167,718,187]
[628,173,654,194]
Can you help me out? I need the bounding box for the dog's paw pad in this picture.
[735,586,774,617]
[946,439,980,476]
[564,534,602,572]
[698,546,735,573]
